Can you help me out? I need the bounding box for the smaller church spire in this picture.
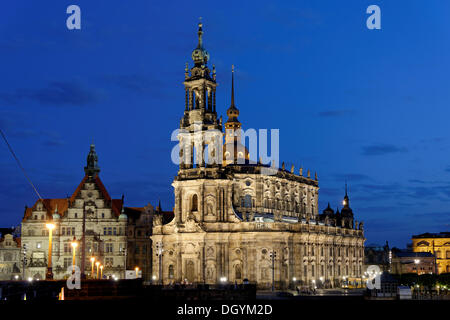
[343,182,350,208]
[231,65,235,107]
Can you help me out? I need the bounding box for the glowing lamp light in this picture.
[152,275,157,280]
[292,277,297,282]
[414,259,420,264]
[45,223,55,230]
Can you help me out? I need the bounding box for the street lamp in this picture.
[269,251,277,292]
[71,237,78,269]
[90,257,95,278]
[45,222,55,280]
[96,261,100,279]
[100,265,104,279]
[135,266,139,278]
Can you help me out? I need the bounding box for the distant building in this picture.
[391,251,435,275]
[412,232,450,274]
[0,228,21,280]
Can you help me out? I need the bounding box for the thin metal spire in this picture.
[197,18,203,47]
[231,65,235,107]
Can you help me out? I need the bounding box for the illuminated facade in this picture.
[21,145,129,280]
[151,23,365,289]
[412,232,450,274]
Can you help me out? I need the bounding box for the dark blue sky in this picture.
[1,1,449,247]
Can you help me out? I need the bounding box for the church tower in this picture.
[178,22,222,169]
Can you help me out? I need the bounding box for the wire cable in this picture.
[0,127,43,199]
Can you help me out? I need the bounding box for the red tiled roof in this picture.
[23,174,123,220]
[22,198,69,222]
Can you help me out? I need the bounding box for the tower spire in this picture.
[197,18,203,48]
[231,64,235,107]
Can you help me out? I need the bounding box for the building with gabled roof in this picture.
[21,144,128,280]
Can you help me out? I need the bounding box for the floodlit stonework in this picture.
[21,145,128,280]
[151,23,365,289]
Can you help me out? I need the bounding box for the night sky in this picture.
[1,1,450,247]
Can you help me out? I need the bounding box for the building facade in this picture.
[151,23,365,289]
[125,205,153,281]
[412,232,450,274]
[391,251,436,275]
[21,145,129,280]
[0,228,21,280]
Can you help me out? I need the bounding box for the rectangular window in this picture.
[435,251,441,259]
[103,227,107,235]
[304,265,307,275]
[113,227,117,236]
[303,246,307,255]
[108,227,112,235]
[64,257,71,268]
[62,227,66,236]
[93,243,98,253]
[64,243,70,253]
[72,227,75,236]
[312,265,315,277]
[447,251,450,259]
[105,243,113,253]
[135,245,140,254]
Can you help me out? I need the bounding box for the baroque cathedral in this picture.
[151,23,365,289]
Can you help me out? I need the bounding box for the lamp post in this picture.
[414,258,420,289]
[156,241,164,285]
[269,250,277,292]
[96,261,100,279]
[45,222,55,280]
[71,237,78,269]
[135,266,139,278]
[90,257,95,278]
[100,265,103,279]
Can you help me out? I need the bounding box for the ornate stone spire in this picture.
[191,20,210,66]
[343,182,350,208]
[84,144,100,177]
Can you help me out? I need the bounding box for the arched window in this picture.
[168,265,174,279]
[191,194,198,211]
